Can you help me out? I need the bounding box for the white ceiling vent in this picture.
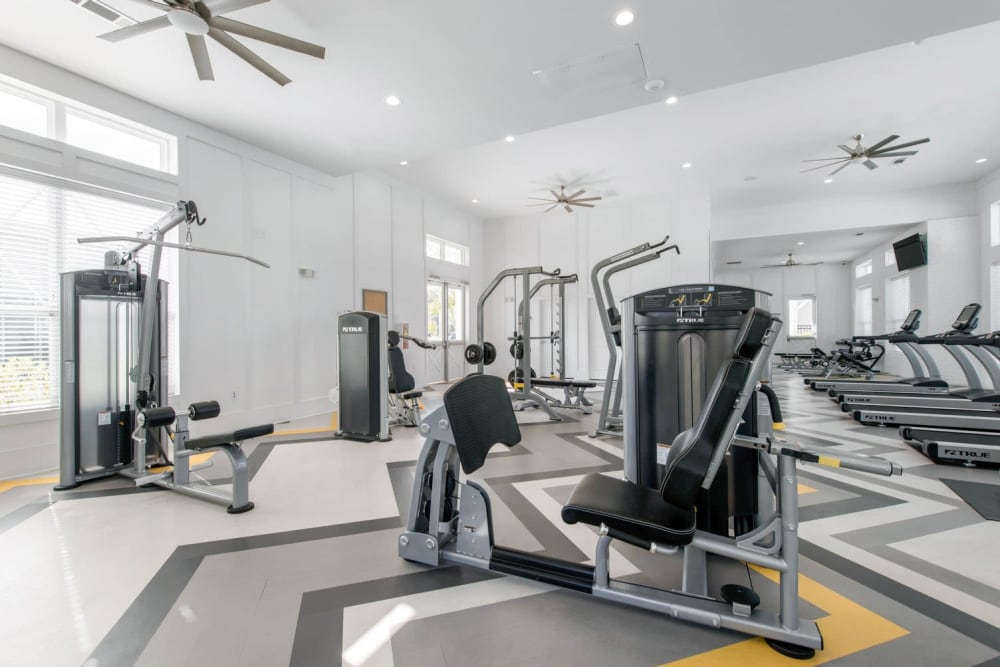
[69,0,136,28]
[533,43,648,97]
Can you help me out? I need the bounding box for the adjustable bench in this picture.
[400,307,901,658]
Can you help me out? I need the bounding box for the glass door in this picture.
[426,280,466,382]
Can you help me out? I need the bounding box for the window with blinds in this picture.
[855,286,873,336]
[886,275,910,332]
[0,169,177,414]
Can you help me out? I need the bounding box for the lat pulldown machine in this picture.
[56,201,274,513]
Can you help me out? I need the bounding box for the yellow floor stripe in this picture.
[798,483,817,495]
[662,567,908,666]
[0,476,58,493]
[271,412,339,437]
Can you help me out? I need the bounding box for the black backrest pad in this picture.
[443,374,522,474]
[734,307,774,360]
[388,346,415,393]
[660,359,752,508]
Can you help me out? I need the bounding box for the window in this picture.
[0,169,177,414]
[787,297,817,338]
[426,281,465,342]
[885,249,896,267]
[425,234,468,266]
[992,201,1000,247]
[426,282,443,341]
[855,286,873,336]
[855,259,872,279]
[0,74,177,174]
[887,275,911,332]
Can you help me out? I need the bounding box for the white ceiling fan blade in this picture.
[801,159,848,174]
[527,203,558,207]
[564,205,573,213]
[568,196,602,202]
[802,157,848,163]
[549,190,561,201]
[837,144,855,156]
[544,204,558,213]
[570,203,595,208]
[208,27,291,85]
[565,189,585,200]
[209,16,325,58]
[829,161,852,176]
[186,34,214,80]
[205,0,270,14]
[98,15,171,41]
[863,159,878,170]
[866,134,899,153]
[527,196,557,202]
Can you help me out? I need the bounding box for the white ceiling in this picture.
[2,0,1000,193]
[712,224,911,273]
[391,18,1000,219]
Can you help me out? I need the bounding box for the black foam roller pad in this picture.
[142,406,176,427]
[188,401,221,421]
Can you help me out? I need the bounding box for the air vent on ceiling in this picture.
[532,43,648,97]
[726,261,743,265]
[69,0,136,28]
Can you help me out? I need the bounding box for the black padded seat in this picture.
[531,378,598,389]
[562,474,696,545]
[186,424,274,450]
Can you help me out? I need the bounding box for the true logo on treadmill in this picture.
[677,317,704,323]
[342,326,364,333]
[942,448,990,458]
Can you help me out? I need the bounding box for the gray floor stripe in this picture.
[290,566,500,667]
[86,516,401,667]
[873,544,1000,608]
[974,655,1000,667]
[799,541,1000,652]
[0,501,50,535]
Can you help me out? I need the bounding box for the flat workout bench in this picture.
[528,377,597,414]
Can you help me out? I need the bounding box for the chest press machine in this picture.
[55,201,275,513]
[400,307,901,658]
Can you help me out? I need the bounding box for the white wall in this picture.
[482,195,711,380]
[714,264,852,356]
[0,48,483,479]
[713,183,976,241]
[977,168,1000,330]
[849,218,981,383]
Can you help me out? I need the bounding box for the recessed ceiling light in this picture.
[681,162,692,169]
[614,10,635,26]
[824,178,833,184]
[399,160,408,166]
[797,241,805,246]
[976,157,988,164]
[504,135,516,143]
[384,94,401,106]
[743,176,757,182]
[471,199,479,204]
[665,96,679,105]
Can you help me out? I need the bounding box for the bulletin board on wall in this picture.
[362,289,388,315]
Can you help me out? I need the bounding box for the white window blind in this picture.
[855,286,873,336]
[787,298,816,338]
[0,169,176,414]
[887,275,910,332]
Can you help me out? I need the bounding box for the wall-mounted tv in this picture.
[892,233,927,271]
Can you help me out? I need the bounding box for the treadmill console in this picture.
[900,309,921,332]
[952,303,981,332]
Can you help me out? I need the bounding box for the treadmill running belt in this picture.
[942,479,1000,521]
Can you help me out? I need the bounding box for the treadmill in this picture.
[851,305,1000,429]
[840,328,1000,413]
[808,309,951,395]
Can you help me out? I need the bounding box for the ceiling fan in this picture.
[801,133,930,176]
[761,254,823,269]
[99,0,325,86]
[527,185,602,213]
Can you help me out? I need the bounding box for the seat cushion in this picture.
[561,473,696,546]
[401,390,423,399]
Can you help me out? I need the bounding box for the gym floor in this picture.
[1,372,999,666]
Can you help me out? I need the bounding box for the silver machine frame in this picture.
[400,313,902,655]
[57,201,271,512]
[475,266,563,420]
[591,237,679,437]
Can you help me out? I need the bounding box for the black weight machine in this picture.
[387,329,436,427]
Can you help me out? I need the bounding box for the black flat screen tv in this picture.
[892,233,927,271]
